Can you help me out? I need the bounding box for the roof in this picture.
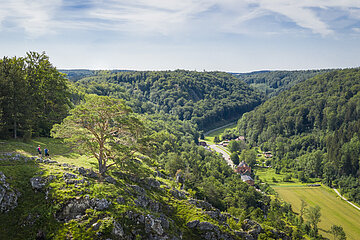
[238,161,249,168]
[241,175,253,181]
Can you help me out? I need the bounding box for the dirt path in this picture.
[333,188,360,211]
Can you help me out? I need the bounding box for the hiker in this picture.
[44,147,49,158]
[37,145,42,157]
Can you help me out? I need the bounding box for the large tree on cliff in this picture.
[51,95,143,176]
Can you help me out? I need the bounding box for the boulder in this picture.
[186,220,199,229]
[63,172,77,179]
[93,198,111,210]
[30,176,46,190]
[112,221,125,238]
[188,199,215,211]
[56,197,111,221]
[0,172,20,212]
[105,176,117,184]
[170,189,187,200]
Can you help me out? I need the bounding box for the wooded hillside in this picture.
[67,70,264,130]
[237,68,360,203]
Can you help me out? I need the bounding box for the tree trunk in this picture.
[14,119,17,139]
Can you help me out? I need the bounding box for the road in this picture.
[208,144,235,169]
[333,188,360,211]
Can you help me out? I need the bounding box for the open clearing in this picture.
[273,185,360,240]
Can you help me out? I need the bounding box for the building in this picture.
[199,141,207,146]
[241,175,255,186]
[234,161,252,175]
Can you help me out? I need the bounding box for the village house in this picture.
[241,175,254,186]
[235,136,245,141]
[234,161,254,185]
[234,161,251,175]
[199,141,207,146]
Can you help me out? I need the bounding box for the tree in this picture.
[214,136,220,143]
[299,199,307,224]
[51,95,143,176]
[306,205,321,236]
[230,152,240,165]
[330,224,346,240]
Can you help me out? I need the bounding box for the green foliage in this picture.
[230,152,239,165]
[234,69,331,97]
[305,205,321,236]
[237,68,360,204]
[330,224,346,240]
[240,149,257,168]
[0,52,71,139]
[51,95,144,175]
[69,70,264,130]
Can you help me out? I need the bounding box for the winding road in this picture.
[207,143,235,168]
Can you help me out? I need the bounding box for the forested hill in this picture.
[233,69,331,97]
[237,68,360,203]
[67,70,264,130]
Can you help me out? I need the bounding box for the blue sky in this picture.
[1,0,360,72]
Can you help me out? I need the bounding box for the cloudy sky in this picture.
[1,0,360,72]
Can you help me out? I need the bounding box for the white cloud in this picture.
[0,0,61,36]
[1,0,360,37]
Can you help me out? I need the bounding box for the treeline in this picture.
[146,113,303,238]
[237,68,360,203]
[233,69,331,97]
[68,70,264,130]
[0,52,71,139]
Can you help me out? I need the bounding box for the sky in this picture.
[0,0,360,72]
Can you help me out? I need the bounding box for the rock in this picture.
[116,197,125,204]
[205,210,227,223]
[93,198,111,210]
[105,176,117,184]
[170,189,187,200]
[0,172,20,212]
[92,221,102,231]
[198,222,219,232]
[65,179,86,185]
[143,177,161,189]
[113,221,125,237]
[56,197,111,221]
[130,185,146,196]
[63,172,77,179]
[134,196,160,212]
[188,199,215,211]
[242,219,262,237]
[145,214,164,235]
[30,176,46,190]
[187,220,199,229]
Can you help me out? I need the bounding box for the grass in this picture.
[274,185,360,240]
[1,137,229,239]
[203,122,237,144]
[255,164,360,240]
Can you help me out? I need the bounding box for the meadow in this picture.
[255,162,360,240]
[274,185,360,239]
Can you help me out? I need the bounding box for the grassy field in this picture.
[204,122,237,144]
[274,185,360,240]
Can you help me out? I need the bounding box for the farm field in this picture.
[273,185,360,240]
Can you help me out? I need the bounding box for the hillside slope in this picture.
[237,68,360,203]
[66,70,264,130]
[233,69,331,97]
[0,137,292,240]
